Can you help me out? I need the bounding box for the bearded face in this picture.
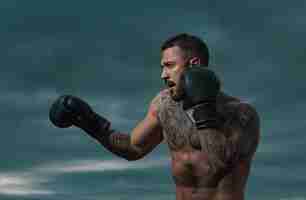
[160,46,189,101]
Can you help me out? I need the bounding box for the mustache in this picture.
[164,80,176,87]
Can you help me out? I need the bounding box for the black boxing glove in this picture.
[49,95,111,141]
[181,66,223,129]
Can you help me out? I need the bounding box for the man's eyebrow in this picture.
[161,61,175,67]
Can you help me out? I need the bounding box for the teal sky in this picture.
[1,0,306,200]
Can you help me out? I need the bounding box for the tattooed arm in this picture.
[236,103,260,161]
[95,94,164,161]
[49,93,164,161]
[217,102,260,196]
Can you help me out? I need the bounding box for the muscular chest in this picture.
[170,150,213,186]
[158,95,238,151]
[158,96,240,187]
[158,98,201,151]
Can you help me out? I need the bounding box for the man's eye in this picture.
[161,62,175,69]
[166,64,175,68]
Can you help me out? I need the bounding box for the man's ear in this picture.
[189,57,201,66]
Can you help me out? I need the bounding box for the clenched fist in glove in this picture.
[49,95,111,142]
[181,65,223,129]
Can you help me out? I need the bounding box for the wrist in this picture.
[75,111,112,141]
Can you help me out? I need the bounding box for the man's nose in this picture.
[161,68,169,79]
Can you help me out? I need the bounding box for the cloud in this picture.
[36,157,168,173]
[0,157,168,197]
[0,173,54,196]
[0,88,58,108]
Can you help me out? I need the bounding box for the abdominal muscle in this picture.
[170,150,243,200]
[176,186,216,200]
[171,150,216,200]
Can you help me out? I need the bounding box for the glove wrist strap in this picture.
[77,112,112,141]
[184,101,223,129]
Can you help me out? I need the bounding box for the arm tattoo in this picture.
[97,130,142,161]
[195,103,260,173]
[236,103,260,160]
[76,111,143,161]
[99,94,163,161]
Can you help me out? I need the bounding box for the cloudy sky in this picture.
[0,0,306,200]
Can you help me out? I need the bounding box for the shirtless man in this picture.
[49,33,260,200]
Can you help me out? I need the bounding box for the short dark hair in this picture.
[161,33,209,66]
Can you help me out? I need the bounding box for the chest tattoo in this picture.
[157,92,259,177]
[158,94,199,151]
[158,93,259,173]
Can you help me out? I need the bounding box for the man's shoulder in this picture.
[232,100,259,124]
[148,89,171,114]
[219,92,259,119]
[157,89,171,99]
[219,93,260,160]
[151,89,171,105]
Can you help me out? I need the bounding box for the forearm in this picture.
[97,130,144,161]
[77,112,143,161]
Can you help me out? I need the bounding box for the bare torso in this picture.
[170,149,247,200]
[157,90,259,200]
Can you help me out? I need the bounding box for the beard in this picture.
[169,85,185,101]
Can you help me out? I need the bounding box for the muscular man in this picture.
[49,33,260,200]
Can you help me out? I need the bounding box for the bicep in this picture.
[217,104,260,193]
[237,103,260,160]
[130,97,163,154]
